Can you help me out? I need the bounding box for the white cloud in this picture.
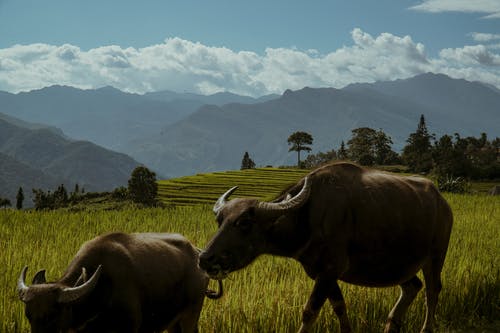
[410,0,500,19]
[470,32,500,42]
[0,29,499,96]
[439,44,500,66]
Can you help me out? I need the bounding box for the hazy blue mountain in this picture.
[0,86,279,154]
[2,74,498,180]
[143,89,279,105]
[0,85,197,152]
[344,72,499,136]
[0,116,141,204]
[0,152,61,206]
[129,74,500,178]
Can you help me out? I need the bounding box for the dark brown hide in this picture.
[19,232,219,333]
[200,162,453,333]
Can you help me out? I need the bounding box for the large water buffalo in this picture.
[199,162,453,333]
[18,232,222,333]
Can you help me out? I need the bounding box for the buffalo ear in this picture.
[32,270,46,285]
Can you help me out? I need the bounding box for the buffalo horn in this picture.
[74,267,88,287]
[213,186,238,215]
[257,176,311,212]
[17,266,29,301]
[32,269,47,284]
[58,265,102,304]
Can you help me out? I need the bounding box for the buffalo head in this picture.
[17,265,102,333]
[199,177,310,279]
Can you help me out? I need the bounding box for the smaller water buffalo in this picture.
[18,232,222,333]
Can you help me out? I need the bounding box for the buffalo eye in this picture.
[235,218,252,230]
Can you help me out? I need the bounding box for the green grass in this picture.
[1,193,499,332]
[157,168,309,206]
[1,167,499,332]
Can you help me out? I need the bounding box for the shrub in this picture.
[437,175,471,194]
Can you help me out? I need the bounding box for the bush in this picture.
[437,175,471,194]
[112,186,128,200]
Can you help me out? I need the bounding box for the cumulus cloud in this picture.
[0,29,499,96]
[410,0,500,19]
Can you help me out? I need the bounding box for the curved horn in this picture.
[17,266,29,301]
[58,265,102,304]
[32,269,46,285]
[74,267,88,287]
[213,186,238,215]
[257,176,311,212]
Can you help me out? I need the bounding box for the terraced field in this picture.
[157,168,309,206]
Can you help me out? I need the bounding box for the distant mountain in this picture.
[1,74,498,180]
[129,74,500,178]
[0,152,61,205]
[144,89,279,105]
[0,116,141,205]
[0,86,279,153]
[345,73,499,135]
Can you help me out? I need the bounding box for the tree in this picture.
[337,141,348,160]
[240,152,256,170]
[128,166,158,206]
[0,197,11,208]
[347,127,377,166]
[288,131,313,167]
[54,184,69,208]
[32,185,69,210]
[374,129,400,165]
[402,115,433,173]
[16,187,24,210]
[303,149,337,168]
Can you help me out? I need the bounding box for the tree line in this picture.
[241,115,499,181]
[0,166,160,210]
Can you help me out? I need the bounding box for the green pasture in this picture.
[1,192,499,332]
[157,167,498,207]
[157,168,309,206]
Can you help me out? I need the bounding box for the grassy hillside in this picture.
[157,167,498,206]
[1,194,499,332]
[157,168,309,206]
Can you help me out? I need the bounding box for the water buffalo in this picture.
[18,232,222,333]
[199,162,453,333]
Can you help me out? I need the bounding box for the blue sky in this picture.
[0,0,499,96]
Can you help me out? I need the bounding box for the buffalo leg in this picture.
[328,281,351,333]
[298,278,329,333]
[421,258,444,333]
[177,303,203,333]
[384,276,423,333]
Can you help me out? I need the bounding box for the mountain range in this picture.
[130,73,500,177]
[0,115,140,205]
[0,86,277,153]
[1,72,499,182]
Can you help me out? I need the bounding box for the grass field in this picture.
[157,168,309,206]
[1,168,499,332]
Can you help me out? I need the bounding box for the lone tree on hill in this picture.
[128,166,158,206]
[288,131,313,167]
[16,187,24,210]
[240,152,256,170]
